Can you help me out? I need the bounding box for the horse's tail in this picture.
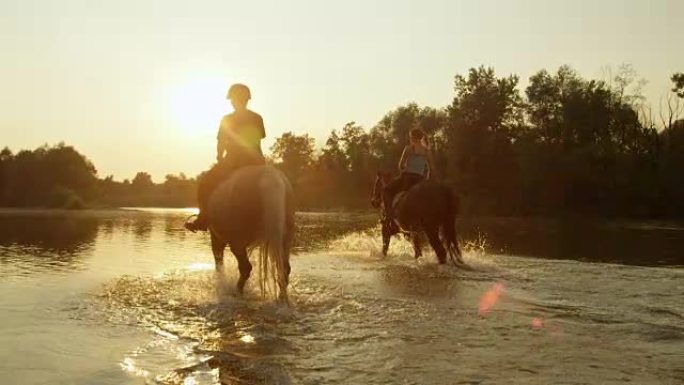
[258,169,294,303]
[442,186,466,267]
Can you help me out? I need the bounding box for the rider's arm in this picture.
[257,114,266,139]
[216,140,226,162]
[216,117,227,162]
[398,146,409,171]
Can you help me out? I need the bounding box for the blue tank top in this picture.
[404,149,428,176]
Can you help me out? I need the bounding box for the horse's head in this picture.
[370,171,394,209]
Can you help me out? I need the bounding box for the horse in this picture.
[206,165,295,302]
[371,171,466,267]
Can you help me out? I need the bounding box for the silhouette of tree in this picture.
[0,147,12,205]
[270,132,316,186]
[2,66,683,217]
[319,130,348,171]
[0,144,96,207]
[131,172,153,189]
[658,119,684,215]
[672,73,684,98]
[370,104,448,174]
[445,66,524,214]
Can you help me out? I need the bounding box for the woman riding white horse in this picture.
[185,83,293,301]
[207,165,294,302]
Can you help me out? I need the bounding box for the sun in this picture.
[169,76,230,135]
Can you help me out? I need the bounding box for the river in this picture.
[0,209,682,384]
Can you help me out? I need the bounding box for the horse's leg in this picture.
[412,232,423,259]
[210,231,226,272]
[426,226,447,264]
[381,220,392,256]
[229,244,252,296]
[285,212,294,284]
[278,249,291,304]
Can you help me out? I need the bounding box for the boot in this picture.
[184,213,208,232]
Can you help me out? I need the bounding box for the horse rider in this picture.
[184,83,266,232]
[382,128,434,222]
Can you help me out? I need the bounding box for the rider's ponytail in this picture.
[410,128,429,148]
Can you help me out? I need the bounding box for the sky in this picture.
[1,0,682,181]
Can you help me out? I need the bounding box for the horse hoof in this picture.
[278,292,290,305]
[236,284,246,297]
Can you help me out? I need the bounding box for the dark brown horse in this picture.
[371,172,466,267]
[207,165,295,302]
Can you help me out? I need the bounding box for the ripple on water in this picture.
[91,230,684,385]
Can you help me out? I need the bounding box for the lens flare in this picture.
[478,282,504,316]
[532,317,544,329]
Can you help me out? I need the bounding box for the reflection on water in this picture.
[0,214,99,251]
[459,217,684,266]
[0,209,683,385]
[0,214,99,276]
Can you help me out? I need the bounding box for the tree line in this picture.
[1,66,683,217]
[0,144,197,209]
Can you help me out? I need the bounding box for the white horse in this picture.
[207,165,294,302]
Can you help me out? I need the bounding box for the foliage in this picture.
[672,73,684,98]
[270,132,316,186]
[2,66,683,218]
[0,143,96,207]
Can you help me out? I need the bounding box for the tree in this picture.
[0,144,97,207]
[524,66,657,215]
[42,143,98,195]
[131,172,154,192]
[672,73,684,98]
[369,104,448,173]
[658,119,684,215]
[445,66,524,214]
[270,132,316,185]
[319,130,348,171]
[0,147,13,205]
[339,122,372,176]
[162,173,196,206]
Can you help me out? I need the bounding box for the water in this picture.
[0,209,682,384]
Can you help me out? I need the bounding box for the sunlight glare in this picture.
[120,357,150,378]
[187,262,215,272]
[169,76,230,136]
[240,334,255,344]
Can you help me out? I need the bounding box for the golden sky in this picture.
[1,0,682,181]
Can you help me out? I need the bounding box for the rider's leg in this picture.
[185,156,264,232]
[185,164,223,231]
[383,174,405,219]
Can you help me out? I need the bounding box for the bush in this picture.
[49,186,86,210]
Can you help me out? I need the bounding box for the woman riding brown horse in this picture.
[371,130,466,267]
[372,172,465,266]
